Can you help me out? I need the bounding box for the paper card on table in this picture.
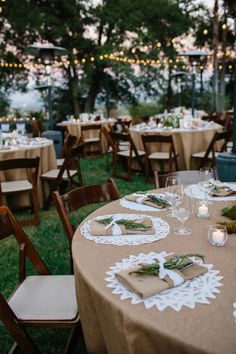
[115,262,207,298]
[90,218,154,236]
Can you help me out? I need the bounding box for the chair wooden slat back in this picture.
[111,132,144,180]
[60,134,79,158]
[141,134,179,181]
[0,206,50,275]
[199,131,232,169]
[53,179,120,272]
[0,157,40,225]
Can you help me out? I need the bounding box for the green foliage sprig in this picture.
[218,221,236,234]
[129,254,205,276]
[221,204,236,220]
[97,217,152,230]
[146,194,170,206]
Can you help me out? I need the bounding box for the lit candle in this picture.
[212,230,224,245]
[198,204,209,217]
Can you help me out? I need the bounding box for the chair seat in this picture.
[117,149,145,157]
[56,158,64,167]
[84,137,100,143]
[192,151,220,159]
[41,169,78,180]
[8,275,78,321]
[1,180,32,193]
[148,152,172,160]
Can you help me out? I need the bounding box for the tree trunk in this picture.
[67,65,80,117]
[213,0,219,112]
[84,66,104,112]
[166,66,173,110]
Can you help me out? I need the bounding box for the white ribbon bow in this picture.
[159,261,184,287]
[105,219,122,236]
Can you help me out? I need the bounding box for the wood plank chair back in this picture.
[0,157,40,225]
[111,132,144,180]
[41,144,84,209]
[0,206,81,354]
[60,134,79,158]
[141,134,179,181]
[53,179,120,272]
[81,124,102,157]
[196,131,232,169]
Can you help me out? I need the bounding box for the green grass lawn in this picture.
[0,155,153,354]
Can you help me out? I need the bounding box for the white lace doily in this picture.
[80,214,170,246]
[120,193,169,212]
[105,251,223,311]
[185,183,236,202]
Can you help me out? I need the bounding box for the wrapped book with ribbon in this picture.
[124,193,170,209]
[210,186,236,198]
[90,216,154,236]
[115,254,207,298]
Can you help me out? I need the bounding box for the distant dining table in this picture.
[130,123,223,170]
[0,137,57,207]
[57,119,114,153]
[72,186,236,354]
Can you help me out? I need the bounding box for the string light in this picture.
[203,29,208,35]
[222,24,227,30]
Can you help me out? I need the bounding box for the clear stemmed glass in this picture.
[173,197,193,236]
[164,176,183,217]
[198,167,215,201]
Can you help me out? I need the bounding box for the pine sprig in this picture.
[97,217,152,230]
[221,204,236,220]
[129,254,205,276]
[218,221,236,234]
[146,194,170,206]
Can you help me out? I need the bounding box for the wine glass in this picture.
[164,176,183,217]
[173,197,193,236]
[198,167,215,201]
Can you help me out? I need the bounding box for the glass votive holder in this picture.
[196,200,211,219]
[208,224,228,247]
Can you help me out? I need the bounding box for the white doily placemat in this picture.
[120,193,169,212]
[105,251,223,311]
[185,183,236,202]
[80,214,170,246]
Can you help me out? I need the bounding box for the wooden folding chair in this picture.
[0,157,40,225]
[141,134,179,182]
[81,124,102,157]
[41,144,84,209]
[57,134,80,167]
[191,131,232,169]
[0,206,81,354]
[111,132,145,181]
[53,178,120,273]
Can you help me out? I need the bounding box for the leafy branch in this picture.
[146,194,170,206]
[218,221,236,234]
[97,217,152,230]
[129,254,205,276]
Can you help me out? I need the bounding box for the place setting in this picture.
[184,167,236,202]
[105,251,223,311]
[80,213,170,246]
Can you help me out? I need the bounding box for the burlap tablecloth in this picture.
[72,193,236,354]
[130,124,223,170]
[0,140,56,207]
[57,121,111,153]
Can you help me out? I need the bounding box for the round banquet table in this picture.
[0,139,57,207]
[130,123,223,170]
[72,190,236,354]
[57,120,113,153]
